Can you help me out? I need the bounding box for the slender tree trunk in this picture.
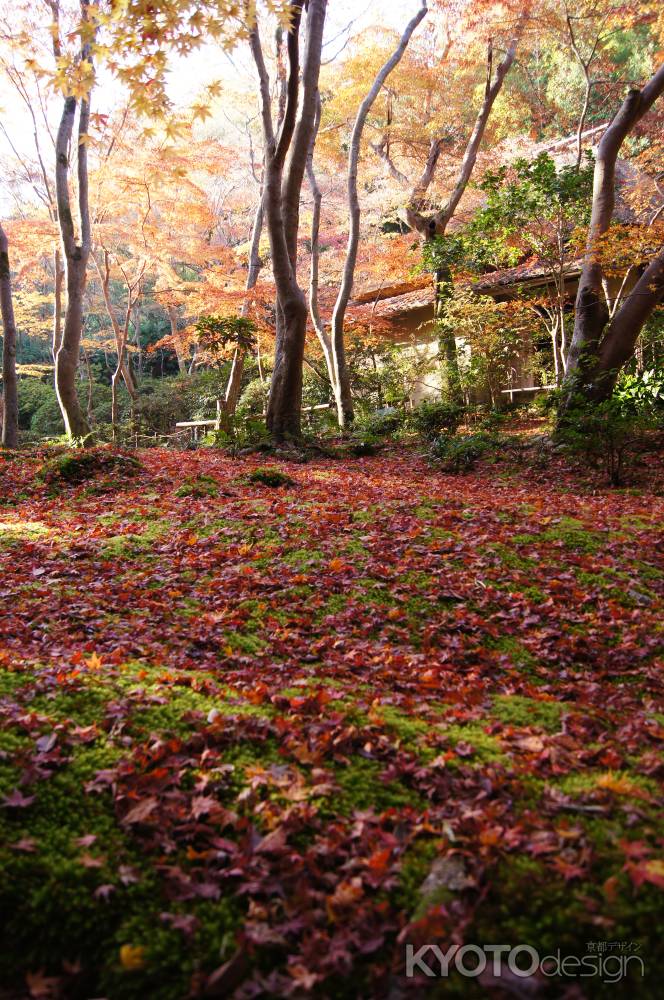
[82,345,94,423]
[435,266,462,404]
[56,250,90,440]
[307,98,338,406]
[250,0,326,441]
[52,247,64,360]
[329,1,428,427]
[0,223,18,449]
[562,64,664,408]
[405,15,526,398]
[54,6,94,442]
[168,305,188,375]
[133,303,142,379]
[94,252,139,401]
[406,13,526,237]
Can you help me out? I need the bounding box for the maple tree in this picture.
[563,62,664,407]
[0,2,663,995]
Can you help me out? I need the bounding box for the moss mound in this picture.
[246,466,295,487]
[38,449,142,486]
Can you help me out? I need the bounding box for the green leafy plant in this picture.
[194,315,256,362]
[614,368,664,415]
[431,432,502,473]
[409,400,465,440]
[558,396,658,486]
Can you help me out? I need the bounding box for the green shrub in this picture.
[558,397,658,486]
[348,435,380,456]
[237,378,269,419]
[354,407,403,438]
[21,379,128,438]
[431,432,500,473]
[18,379,55,430]
[614,368,664,416]
[410,400,464,440]
[30,396,65,437]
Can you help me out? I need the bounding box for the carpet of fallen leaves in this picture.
[0,444,662,1000]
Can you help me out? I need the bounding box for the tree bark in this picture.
[330,0,428,428]
[306,102,336,401]
[95,250,139,402]
[563,63,664,405]
[168,305,188,375]
[53,2,93,442]
[52,247,64,360]
[0,223,18,449]
[251,0,326,441]
[404,14,526,397]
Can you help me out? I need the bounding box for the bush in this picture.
[353,407,403,438]
[134,377,200,433]
[237,378,269,419]
[18,379,55,430]
[348,435,381,456]
[431,432,500,473]
[410,400,464,440]
[558,397,658,486]
[614,368,664,416]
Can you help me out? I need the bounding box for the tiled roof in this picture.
[473,257,583,293]
[367,286,436,316]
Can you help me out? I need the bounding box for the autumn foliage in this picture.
[0,442,662,997]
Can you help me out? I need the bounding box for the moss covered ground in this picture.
[0,444,662,998]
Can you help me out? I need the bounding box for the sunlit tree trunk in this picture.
[329,1,428,428]
[306,4,428,428]
[563,64,664,409]
[52,247,64,360]
[0,222,18,449]
[250,0,326,441]
[53,5,94,442]
[95,250,140,406]
[167,305,188,375]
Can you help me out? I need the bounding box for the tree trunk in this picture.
[53,9,94,443]
[330,1,428,428]
[52,247,64,360]
[562,64,664,408]
[406,13,526,237]
[403,17,525,399]
[94,251,140,402]
[83,345,94,423]
[267,296,309,439]
[250,0,327,441]
[55,252,90,440]
[306,98,338,408]
[0,223,18,449]
[168,305,188,375]
[435,266,463,404]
